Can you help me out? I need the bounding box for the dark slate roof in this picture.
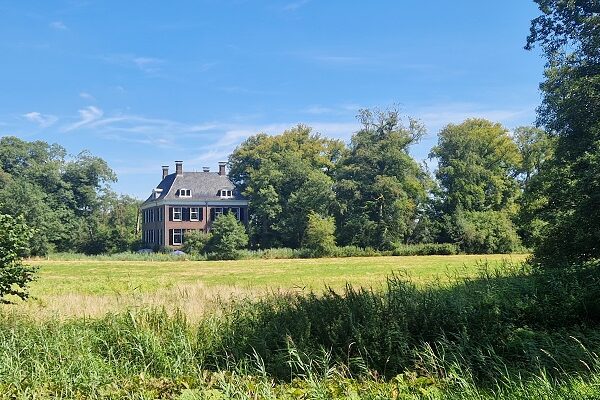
[143,172,245,203]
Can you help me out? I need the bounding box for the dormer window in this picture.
[218,189,233,198]
[177,188,191,197]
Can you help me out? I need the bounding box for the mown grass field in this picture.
[8,254,527,319]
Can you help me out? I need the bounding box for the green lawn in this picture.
[7,254,527,319]
[30,254,527,296]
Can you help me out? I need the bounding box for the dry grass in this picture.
[2,282,272,321]
[3,254,528,320]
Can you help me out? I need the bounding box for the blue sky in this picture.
[0,0,545,199]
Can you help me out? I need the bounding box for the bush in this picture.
[392,243,459,256]
[181,230,211,255]
[0,214,37,303]
[451,210,521,254]
[303,212,336,257]
[206,213,249,260]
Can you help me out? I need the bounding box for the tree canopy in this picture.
[526,0,600,265]
[335,109,430,249]
[229,125,343,249]
[0,136,140,254]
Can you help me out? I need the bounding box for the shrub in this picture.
[181,230,211,255]
[206,213,249,260]
[303,212,336,257]
[0,214,37,303]
[451,210,521,254]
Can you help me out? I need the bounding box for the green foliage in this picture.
[0,137,133,255]
[0,214,37,303]
[335,108,431,249]
[526,1,600,266]
[303,211,336,257]
[206,213,249,260]
[229,125,343,249]
[182,230,212,255]
[431,119,521,215]
[449,210,521,254]
[513,126,556,248]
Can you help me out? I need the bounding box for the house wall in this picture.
[161,204,249,247]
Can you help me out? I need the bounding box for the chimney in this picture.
[202,166,210,172]
[175,160,183,176]
[218,161,226,176]
[162,165,169,180]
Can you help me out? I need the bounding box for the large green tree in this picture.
[0,137,134,254]
[526,0,600,265]
[431,119,521,215]
[229,125,343,249]
[334,109,430,249]
[430,119,522,252]
[513,126,556,248]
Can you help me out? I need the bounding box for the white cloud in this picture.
[22,112,58,128]
[63,106,103,131]
[79,92,95,101]
[283,0,310,11]
[100,54,165,74]
[410,102,536,136]
[49,21,68,30]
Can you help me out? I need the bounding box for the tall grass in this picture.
[39,243,460,262]
[2,260,600,398]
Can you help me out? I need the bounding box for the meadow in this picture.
[3,253,600,399]
[11,254,526,319]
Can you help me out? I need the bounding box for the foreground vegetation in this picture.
[2,260,600,398]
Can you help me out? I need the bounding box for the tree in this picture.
[229,125,343,249]
[0,214,37,303]
[526,0,600,266]
[303,211,336,257]
[513,126,555,187]
[0,137,120,255]
[335,108,431,249]
[430,119,522,253]
[206,213,249,260]
[513,126,555,248]
[431,119,522,215]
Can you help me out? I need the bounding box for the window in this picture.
[178,188,191,197]
[190,207,199,221]
[214,207,223,219]
[172,229,183,245]
[173,207,182,221]
[158,207,164,222]
[218,189,233,199]
[230,207,240,220]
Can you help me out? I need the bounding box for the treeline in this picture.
[0,137,140,255]
[229,111,553,256]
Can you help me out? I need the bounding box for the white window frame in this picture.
[173,207,182,221]
[230,207,240,220]
[219,189,233,199]
[172,229,183,245]
[214,207,223,219]
[178,188,192,197]
[190,207,199,221]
